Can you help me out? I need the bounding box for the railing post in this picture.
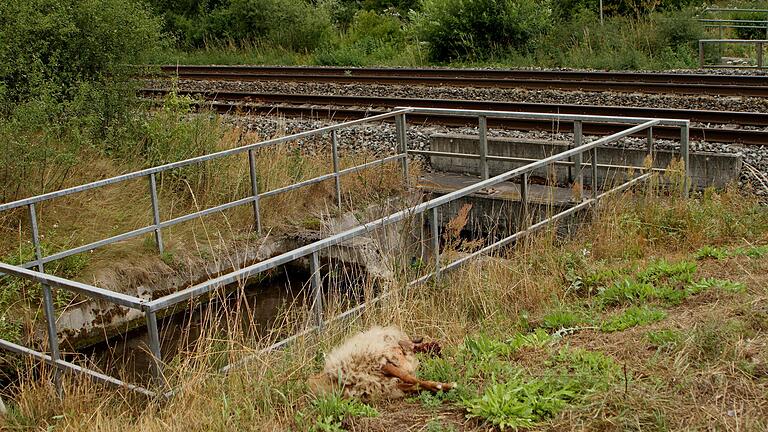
[431,207,440,279]
[680,123,690,198]
[573,120,583,201]
[331,130,343,210]
[520,173,529,229]
[395,114,410,187]
[29,203,63,397]
[757,41,764,68]
[248,149,263,236]
[478,115,489,180]
[148,173,164,254]
[646,126,654,174]
[310,251,323,328]
[699,40,705,68]
[145,310,165,387]
[591,147,599,200]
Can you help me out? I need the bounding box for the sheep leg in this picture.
[381,362,454,393]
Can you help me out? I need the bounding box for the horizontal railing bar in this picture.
[22,225,159,269]
[705,7,768,12]
[16,155,404,269]
[160,196,256,227]
[0,109,413,212]
[698,19,768,23]
[408,149,666,172]
[0,262,146,309]
[145,120,661,311]
[700,38,768,42]
[399,107,687,126]
[0,338,157,397]
[260,154,403,198]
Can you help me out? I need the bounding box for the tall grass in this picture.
[1,173,765,430]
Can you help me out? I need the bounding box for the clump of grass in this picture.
[296,392,378,431]
[601,306,667,333]
[646,329,681,352]
[597,279,657,308]
[694,245,729,260]
[539,307,592,330]
[462,348,619,430]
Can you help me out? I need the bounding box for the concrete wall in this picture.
[429,134,742,189]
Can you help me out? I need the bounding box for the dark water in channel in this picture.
[77,265,312,385]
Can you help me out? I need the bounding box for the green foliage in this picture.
[687,278,746,294]
[296,392,378,431]
[646,329,681,351]
[413,0,552,61]
[601,306,666,332]
[598,279,657,307]
[0,0,162,105]
[637,259,696,286]
[540,308,592,330]
[463,348,618,429]
[463,372,572,430]
[695,245,729,260]
[425,420,458,432]
[202,0,334,51]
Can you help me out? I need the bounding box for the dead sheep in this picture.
[308,325,456,401]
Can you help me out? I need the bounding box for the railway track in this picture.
[141,88,768,146]
[153,65,768,97]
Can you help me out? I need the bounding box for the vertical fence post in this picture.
[520,173,529,229]
[478,116,489,180]
[145,310,165,387]
[148,173,164,254]
[29,203,62,397]
[757,41,764,69]
[431,207,440,279]
[646,127,654,173]
[310,251,323,328]
[699,40,705,68]
[395,114,410,187]
[591,148,599,200]
[331,130,343,210]
[680,123,690,198]
[573,121,584,201]
[248,149,263,236]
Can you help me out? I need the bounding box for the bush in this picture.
[206,0,334,51]
[413,0,553,61]
[314,10,410,65]
[0,0,162,106]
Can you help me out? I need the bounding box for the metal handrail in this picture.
[0,107,691,399]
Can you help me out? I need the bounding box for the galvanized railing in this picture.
[0,107,690,399]
[699,38,768,68]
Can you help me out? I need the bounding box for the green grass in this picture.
[461,348,619,430]
[601,306,667,333]
[296,393,378,432]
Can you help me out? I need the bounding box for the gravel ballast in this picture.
[226,115,768,199]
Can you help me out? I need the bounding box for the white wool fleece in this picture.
[320,325,418,400]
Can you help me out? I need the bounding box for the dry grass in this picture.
[1,170,767,431]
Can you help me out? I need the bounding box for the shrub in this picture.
[0,0,162,106]
[209,0,334,51]
[413,0,553,61]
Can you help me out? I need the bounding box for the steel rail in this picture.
[153,65,768,87]
[140,88,768,127]
[190,100,765,146]
[155,72,768,97]
[144,119,661,312]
